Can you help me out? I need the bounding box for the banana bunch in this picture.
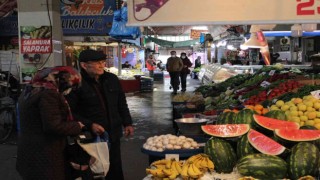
[146,159,182,180]
[187,154,214,173]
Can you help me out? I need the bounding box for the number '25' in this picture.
[297,0,320,15]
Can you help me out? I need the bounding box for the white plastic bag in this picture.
[78,132,110,177]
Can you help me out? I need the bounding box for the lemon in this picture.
[314,102,320,109]
[307,107,316,112]
[297,104,307,111]
[304,101,314,107]
[298,111,304,116]
[291,98,296,102]
[290,110,299,117]
[307,111,317,120]
[300,116,308,122]
[314,123,320,130]
[300,122,305,126]
[270,105,279,111]
[293,98,303,104]
[289,106,298,111]
[291,117,300,123]
[281,104,290,111]
[276,100,285,108]
[306,120,315,126]
[314,119,320,124]
[316,112,320,118]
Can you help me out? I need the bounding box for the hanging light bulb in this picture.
[302,24,317,32]
[291,24,303,37]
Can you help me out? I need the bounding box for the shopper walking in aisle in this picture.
[66,49,134,180]
[194,56,202,69]
[166,51,183,94]
[179,52,193,92]
[146,54,156,77]
[16,66,84,180]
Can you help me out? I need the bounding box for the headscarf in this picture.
[24,66,81,99]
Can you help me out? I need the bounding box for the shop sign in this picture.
[20,26,52,54]
[0,15,18,36]
[60,0,116,35]
[190,29,208,39]
[127,0,320,26]
[280,38,290,52]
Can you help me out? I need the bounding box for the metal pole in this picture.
[118,42,122,76]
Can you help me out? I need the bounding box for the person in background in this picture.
[179,52,192,92]
[16,66,84,180]
[258,52,266,65]
[194,56,202,69]
[146,54,156,77]
[135,60,143,70]
[66,49,134,180]
[122,61,131,69]
[271,52,280,65]
[233,56,243,65]
[166,51,183,94]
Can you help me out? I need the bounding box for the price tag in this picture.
[272,98,278,104]
[269,70,276,76]
[165,154,179,161]
[311,90,320,100]
[267,90,272,96]
[260,81,271,88]
[260,72,266,75]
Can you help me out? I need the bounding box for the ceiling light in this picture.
[242,32,267,48]
[192,26,208,30]
[291,24,303,37]
[211,44,216,48]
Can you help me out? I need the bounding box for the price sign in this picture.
[165,154,179,161]
[272,98,278,104]
[269,70,276,76]
[261,81,271,88]
[311,90,320,99]
[297,0,320,16]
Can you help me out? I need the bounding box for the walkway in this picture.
[0,74,201,180]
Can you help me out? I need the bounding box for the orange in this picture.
[262,108,269,115]
[255,110,262,115]
[232,109,239,113]
[254,104,264,111]
[245,105,255,110]
[223,109,231,113]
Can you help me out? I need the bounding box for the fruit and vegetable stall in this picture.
[142,64,320,180]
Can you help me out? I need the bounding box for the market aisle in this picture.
[0,74,201,180]
[121,74,201,180]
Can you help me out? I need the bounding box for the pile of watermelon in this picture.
[202,114,320,179]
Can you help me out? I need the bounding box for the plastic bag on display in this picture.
[109,6,141,40]
[78,132,110,177]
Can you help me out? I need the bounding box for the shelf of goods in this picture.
[152,65,320,179]
[199,63,312,85]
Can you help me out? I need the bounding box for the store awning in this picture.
[146,36,199,48]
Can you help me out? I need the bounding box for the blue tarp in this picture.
[109,6,141,40]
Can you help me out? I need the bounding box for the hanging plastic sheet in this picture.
[109,6,141,40]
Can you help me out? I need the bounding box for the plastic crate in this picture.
[153,72,164,81]
[140,78,153,92]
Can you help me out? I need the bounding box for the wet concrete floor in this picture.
[0,74,201,180]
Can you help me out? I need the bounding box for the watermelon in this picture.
[237,154,288,179]
[275,129,320,142]
[300,125,317,130]
[216,111,236,124]
[288,142,320,180]
[237,133,256,159]
[264,110,287,120]
[235,109,255,125]
[205,137,237,173]
[253,114,299,134]
[201,124,250,138]
[247,129,286,155]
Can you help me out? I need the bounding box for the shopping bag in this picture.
[78,132,110,177]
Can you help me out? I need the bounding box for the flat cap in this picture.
[78,49,106,62]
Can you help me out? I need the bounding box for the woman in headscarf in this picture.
[16,66,85,180]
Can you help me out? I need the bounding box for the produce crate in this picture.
[140,78,153,92]
[153,72,164,81]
